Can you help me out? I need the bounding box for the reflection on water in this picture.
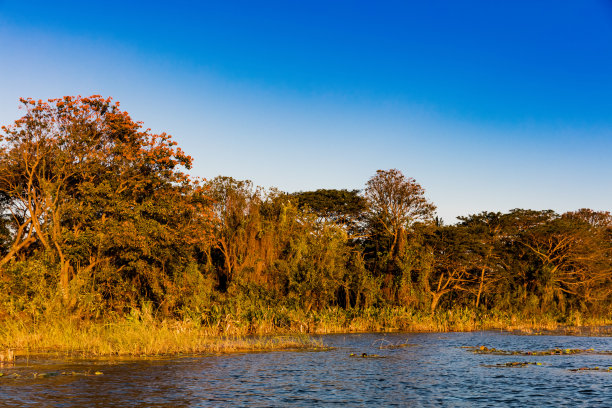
[2,332,612,407]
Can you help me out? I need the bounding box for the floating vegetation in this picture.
[304,346,336,352]
[349,352,385,358]
[372,339,417,350]
[569,367,612,372]
[464,346,612,356]
[0,371,104,380]
[481,362,542,368]
[33,372,60,379]
[512,326,612,338]
[381,344,415,350]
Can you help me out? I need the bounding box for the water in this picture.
[2,331,612,407]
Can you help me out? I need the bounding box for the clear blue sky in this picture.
[1,0,611,222]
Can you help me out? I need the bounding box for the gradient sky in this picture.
[1,0,611,222]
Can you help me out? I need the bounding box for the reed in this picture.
[0,317,319,357]
[0,348,15,364]
[2,306,610,357]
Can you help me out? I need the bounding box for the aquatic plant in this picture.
[569,367,612,372]
[466,346,612,356]
[372,338,416,349]
[481,362,542,368]
[349,352,385,358]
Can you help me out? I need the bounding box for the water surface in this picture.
[2,331,612,407]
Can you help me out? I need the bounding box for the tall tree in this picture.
[205,176,263,291]
[457,212,507,308]
[364,169,436,276]
[425,225,477,313]
[291,189,366,238]
[0,96,212,306]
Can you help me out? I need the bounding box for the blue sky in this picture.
[1,0,611,222]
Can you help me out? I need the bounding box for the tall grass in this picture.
[4,305,610,358]
[0,317,319,357]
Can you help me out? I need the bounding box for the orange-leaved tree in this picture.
[0,96,213,309]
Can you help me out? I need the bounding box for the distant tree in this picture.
[457,212,507,308]
[0,191,12,258]
[205,176,263,291]
[291,189,366,237]
[563,208,612,229]
[425,225,477,313]
[518,211,612,310]
[365,169,436,246]
[363,169,436,274]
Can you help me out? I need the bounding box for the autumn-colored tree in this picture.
[2,98,611,325]
[204,179,362,311]
[205,176,264,291]
[364,169,435,258]
[561,209,612,310]
[365,169,435,229]
[564,208,612,229]
[517,211,612,311]
[362,169,436,302]
[0,96,212,309]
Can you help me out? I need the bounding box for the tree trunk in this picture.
[430,278,450,314]
[475,267,485,308]
[431,291,443,314]
[0,220,35,269]
[58,255,71,304]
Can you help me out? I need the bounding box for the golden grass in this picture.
[0,318,320,357]
[2,306,610,358]
[277,306,612,335]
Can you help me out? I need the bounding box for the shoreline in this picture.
[2,314,611,359]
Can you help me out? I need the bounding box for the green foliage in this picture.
[0,97,610,331]
[291,189,366,237]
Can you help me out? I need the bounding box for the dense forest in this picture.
[1,96,611,332]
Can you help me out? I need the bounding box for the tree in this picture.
[365,169,436,250]
[457,212,507,308]
[363,169,436,281]
[0,96,212,307]
[424,225,477,313]
[0,191,14,259]
[291,189,366,238]
[518,211,612,310]
[564,208,612,229]
[205,176,263,291]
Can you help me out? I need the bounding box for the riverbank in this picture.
[0,319,320,358]
[1,306,610,357]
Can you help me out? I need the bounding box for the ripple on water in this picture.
[2,332,612,406]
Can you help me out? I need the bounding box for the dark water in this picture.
[2,331,612,407]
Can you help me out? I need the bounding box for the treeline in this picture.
[1,96,610,327]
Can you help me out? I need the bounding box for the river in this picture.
[2,331,612,407]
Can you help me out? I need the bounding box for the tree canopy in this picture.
[0,95,610,327]
[0,96,212,307]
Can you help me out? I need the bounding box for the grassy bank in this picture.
[2,306,610,358]
[0,318,319,358]
[273,306,612,334]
